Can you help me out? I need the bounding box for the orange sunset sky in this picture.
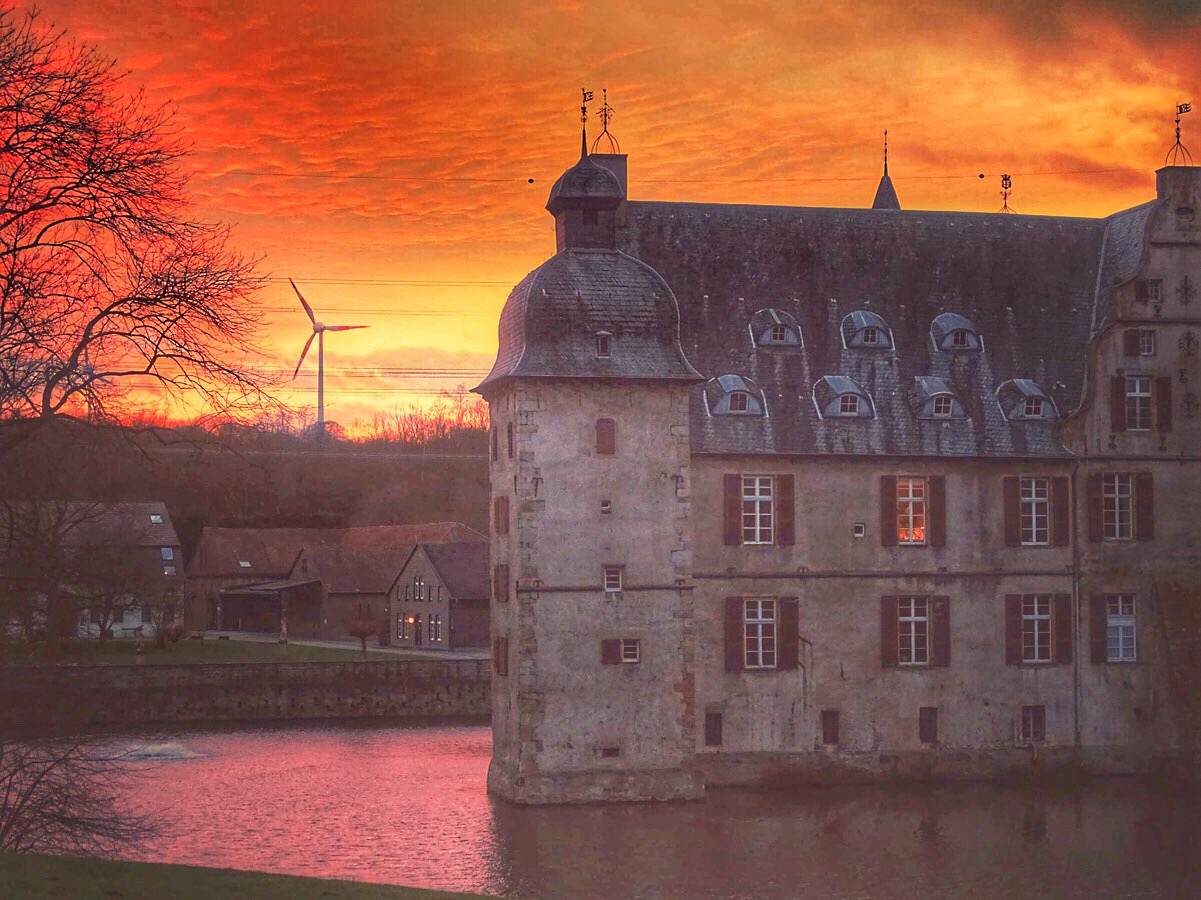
[27,0,1201,428]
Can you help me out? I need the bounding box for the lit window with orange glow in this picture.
[897,477,927,545]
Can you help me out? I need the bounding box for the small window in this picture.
[600,746,620,758]
[821,709,840,746]
[1023,397,1044,418]
[919,707,938,744]
[596,332,612,358]
[162,565,176,577]
[603,567,623,595]
[596,418,616,455]
[1107,594,1137,662]
[704,712,723,747]
[951,330,969,348]
[1021,705,1046,742]
[238,560,252,569]
[839,394,860,415]
[932,395,954,418]
[149,514,164,525]
[621,639,640,663]
[770,324,787,342]
[729,391,749,412]
[600,499,612,514]
[862,327,880,345]
[160,547,174,562]
[1135,280,1162,304]
[1139,330,1157,356]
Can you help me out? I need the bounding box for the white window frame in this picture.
[1021,705,1046,742]
[596,332,612,359]
[743,598,777,669]
[603,567,623,595]
[1107,594,1136,662]
[238,560,252,569]
[1139,330,1157,356]
[951,329,970,348]
[839,394,860,415]
[861,326,880,345]
[1023,397,1044,418]
[1103,473,1133,541]
[897,596,930,666]
[620,638,640,663]
[896,476,927,545]
[770,324,788,343]
[1125,375,1152,431]
[729,391,749,412]
[149,514,164,525]
[1021,594,1052,664]
[741,475,774,545]
[1020,476,1050,546]
[932,395,954,418]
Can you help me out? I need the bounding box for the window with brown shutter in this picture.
[776,474,795,546]
[919,707,938,744]
[601,639,621,665]
[778,597,799,671]
[821,709,840,746]
[928,476,946,547]
[1086,474,1104,542]
[931,596,951,667]
[704,712,723,747]
[1053,594,1072,664]
[493,636,508,676]
[1123,329,1141,356]
[1135,473,1154,541]
[493,563,509,603]
[1110,375,1127,431]
[1156,376,1173,433]
[596,418,616,455]
[724,597,743,672]
[880,596,899,667]
[1051,476,1070,547]
[1003,477,1022,547]
[723,474,742,546]
[1089,596,1108,664]
[1004,595,1022,665]
[880,475,898,547]
[494,496,509,534]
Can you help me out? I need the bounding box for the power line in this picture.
[263,277,513,287]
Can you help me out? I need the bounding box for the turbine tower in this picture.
[289,278,368,433]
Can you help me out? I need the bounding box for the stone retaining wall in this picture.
[0,659,489,732]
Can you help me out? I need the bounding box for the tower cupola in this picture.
[546,132,625,251]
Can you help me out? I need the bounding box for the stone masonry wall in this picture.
[0,659,489,732]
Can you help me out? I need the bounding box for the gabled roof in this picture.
[421,541,489,601]
[1,500,180,549]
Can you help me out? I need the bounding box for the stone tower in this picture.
[474,140,704,803]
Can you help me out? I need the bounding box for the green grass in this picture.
[0,638,395,667]
[0,852,482,899]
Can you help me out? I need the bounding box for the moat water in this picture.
[108,722,1201,898]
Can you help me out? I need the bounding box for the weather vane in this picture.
[579,88,594,156]
[999,173,1013,214]
[1167,102,1193,166]
[590,88,621,154]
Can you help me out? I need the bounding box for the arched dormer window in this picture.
[595,331,612,359]
[913,376,966,420]
[813,375,874,419]
[749,309,802,348]
[704,374,767,416]
[841,311,894,349]
[930,313,983,352]
[996,379,1056,422]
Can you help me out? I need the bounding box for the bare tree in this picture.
[0,10,274,430]
[0,740,161,855]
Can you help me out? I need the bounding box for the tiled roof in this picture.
[421,541,489,601]
[2,500,180,549]
[618,201,1109,457]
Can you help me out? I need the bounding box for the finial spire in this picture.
[590,88,621,154]
[579,88,594,158]
[1166,101,1193,166]
[883,130,888,176]
[999,173,1014,213]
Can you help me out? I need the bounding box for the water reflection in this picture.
[113,722,1201,899]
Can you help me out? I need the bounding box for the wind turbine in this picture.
[289,278,368,433]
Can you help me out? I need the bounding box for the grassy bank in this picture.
[0,852,482,899]
[0,639,394,667]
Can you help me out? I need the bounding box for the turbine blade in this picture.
[293,333,316,378]
[289,278,316,323]
[323,325,369,332]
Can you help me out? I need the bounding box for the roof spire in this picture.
[590,88,621,154]
[580,87,594,158]
[1166,101,1193,166]
[871,130,901,210]
[883,129,889,176]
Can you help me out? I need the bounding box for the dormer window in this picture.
[842,311,893,349]
[813,375,874,419]
[1023,397,1044,418]
[750,309,802,348]
[997,379,1056,422]
[704,375,766,416]
[596,332,612,359]
[930,313,983,352]
[913,377,965,420]
[933,396,954,418]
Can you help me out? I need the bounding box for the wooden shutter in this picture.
[880,596,899,668]
[704,712,723,747]
[919,707,938,744]
[724,597,743,672]
[778,597,799,671]
[1135,473,1155,541]
[1051,476,1071,547]
[1003,476,1021,547]
[821,709,840,746]
[601,638,621,665]
[493,636,508,676]
[1110,376,1126,432]
[880,475,898,547]
[1086,474,1103,542]
[1053,594,1072,664]
[491,428,498,461]
[931,596,951,667]
[928,476,946,547]
[596,418,616,455]
[776,474,795,546]
[1122,328,1141,356]
[723,475,742,546]
[494,496,509,535]
[1156,376,1173,433]
[493,564,509,603]
[1005,595,1022,665]
[1090,596,1108,664]
[506,423,514,458]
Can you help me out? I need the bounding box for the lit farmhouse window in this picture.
[743,598,777,669]
[603,567,623,595]
[413,576,425,601]
[596,332,612,358]
[741,475,774,544]
[1125,376,1152,431]
[896,477,927,545]
[1023,397,1044,418]
[1020,477,1050,546]
[1021,595,1053,663]
[1107,595,1136,662]
[1139,330,1157,356]
[861,326,880,345]
[728,391,749,412]
[839,394,860,415]
[932,395,954,418]
[1103,474,1133,540]
[898,596,929,665]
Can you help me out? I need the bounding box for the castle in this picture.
[474,129,1201,803]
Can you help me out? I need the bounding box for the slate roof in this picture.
[476,248,703,392]
[546,149,623,214]
[1092,200,1156,333]
[617,201,1109,458]
[421,541,489,601]
[872,173,901,210]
